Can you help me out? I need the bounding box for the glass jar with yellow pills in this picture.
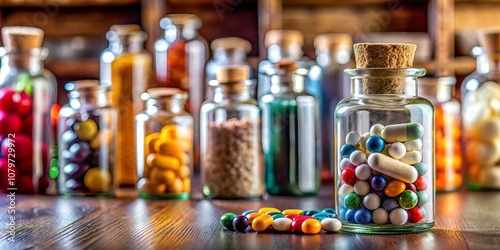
[136,88,193,199]
[57,80,117,196]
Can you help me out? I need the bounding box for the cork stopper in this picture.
[211,37,252,53]
[2,26,44,51]
[143,87,187,100]
[353,43,417,94]
[314,33,352,52]
[265,30,303,48]
[216,65,250,83]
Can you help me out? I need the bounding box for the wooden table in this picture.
[1,184,500,249]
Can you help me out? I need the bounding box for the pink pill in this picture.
[0,111,22,136]
[16,92,32,116]
[0,88,20,113]
[1,134,33,159]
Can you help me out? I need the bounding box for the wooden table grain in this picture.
[1,183,500,250]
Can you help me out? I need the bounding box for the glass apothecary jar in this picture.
[0,26,57,194]
[58,80,117,197]
[334,68,434,233]
[136,88,193,199]
[259,60,320,196]
[100,25,153,191]
[201,66,263,199]
[419,77,462,192]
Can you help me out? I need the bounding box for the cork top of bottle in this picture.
[106,24,146,42]
[479,28,500,54]
[354,43,416,68]
[275,59,298,71]
[143,87,187,100]
[211,37,252,53]
[314,33,352,52]
[2,26,44,51]
[265,30,303,48]
[215,65,250,83]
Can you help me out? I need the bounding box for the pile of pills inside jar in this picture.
[338,122,429,225]
[220,207,342,234]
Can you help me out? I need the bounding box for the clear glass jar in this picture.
[135,88,193,199]
[155,14,207,171]
[419,77,462,192]
[313,33,352,179]
[259,60,320,196]
[57,80,117,196]
[100,25,153,191]
[201,66,263,199]
[0,44,57,194]
[334,68,434,233]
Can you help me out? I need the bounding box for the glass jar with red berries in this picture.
[0,26,57,194]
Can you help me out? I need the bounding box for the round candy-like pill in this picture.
[366,135,386,153]
[346,131,361,146]
[338,184,354,198]
[272,217,292,232]
[407,207,423,223]
[84,168,111,193]
[370,124,384,136]
[372,207,389,225]
[389,208,408,225]
[233,215,250,232]
[245,212,262,223]
[400,151,422,165]
[344,193,361,209]
[61,130,78,145]
[413,176,428,191]
[363,193,381,210]
[370,175,387,191]
[345,209,357,223]
[220,212,237,230]
[367,153,418,183]
[252,214,273,232]
[291,216,310,233]
[397,190,418,209]
[416,191,429,207]
[321,218,342,232]
[350,150,366,166]
[0,88,21,112]
[258,207,280,214]
[354,208,372,224]
[339,158,355,171]
[381,122,424,143]
[388,142,406,160]
[0,111,21,136]
[340,144,356,158]
[69,142,91,163]
[354,181,370,196]
[474,140,500,165]
[405,183,417,192]
[413,162,428,177]
[382,197,399,212]
[75,119,98,141]
[341,169,356,186]
[16,92,32,116]
[384,180,406,197]
[404,139,422,151]
[302,219,322,234]
[355,164,371,180]
[360,132,371,150]
[282,209,303,215]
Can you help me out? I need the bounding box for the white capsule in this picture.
[388,142,406,159]
[381,122,424,143]
[272,218,293,232]
[372,208,389,225]
[338,184,354,197]
[464,102,491,127]
[321,218,342,232]
[363,193,381,210]
[345,131,361,146]
[354,180,370,196]
[389,208,408,225]
[339,158,355,170]
[367,153,418,183]
[404,139,422,151]
[355,164,372,180]
[360,132,371,150]
[370,124,384,136]
[349,150,366,166]
[399,151,422,165]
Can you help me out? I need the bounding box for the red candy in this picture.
[407,207,423,223]
[0,111,22,136]
[16,92,32,116]
[291,217,310,233]
[413,176,428,191]
[1,134,33,159]
[0,88,21,113]
[285,214,299,219]
[405,183,417,192]
[342,168,357,186]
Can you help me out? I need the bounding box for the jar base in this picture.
[340,222,434,234]
[139,192,190,200]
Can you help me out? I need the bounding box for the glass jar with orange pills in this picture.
[418,77,462,191]
[135,88,193,199]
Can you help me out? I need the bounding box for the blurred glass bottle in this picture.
[155,14,207,171]
[100,24,152,193]
[206,37,252,100]
[313,33,352,179]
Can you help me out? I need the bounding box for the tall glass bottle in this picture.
[201,66,263,199]
[259,60,320,196]
[205,37,252,100]
[0,26,57,194]
[100,25,152,193]
[155,14,207,171]
[313,33,352,179]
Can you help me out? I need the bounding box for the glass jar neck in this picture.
[345,69,425,97]
[69,90,110,108]
[267,44,303,62]
[1,52,44,73]
[146,97,185,113]
[213,82,252,103]
[163,24,198,42]
[270,74,306,94]
[213,48,247,63]
[483,53,500,73]
[108,38,145,54]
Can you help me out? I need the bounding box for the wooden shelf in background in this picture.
[283,0,427,7]
[45,59,99,78]
[0,0,140,7]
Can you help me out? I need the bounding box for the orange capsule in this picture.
[251,214,273,232]
[384,180,406,197]
[301,219,321,234]
[246,212,262,224]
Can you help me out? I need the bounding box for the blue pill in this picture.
[242,210,257,216]
[340,144,356,158]
[305,209,322,216]
[413,162,428,177]
[382,197,399,211]
[366,135,386,153]
[322,208,336,214]
[371,175,387,191]
[345,209,357,223]
[313,212,335,219]
[354,208,372,224]
[339,207,347,220]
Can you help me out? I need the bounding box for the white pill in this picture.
[404,139,422,151]
[370,124,384,136]
[464,102,491,127]
[321,218,342,232]
[360,132,371,150]
[355,164,372,180]
[477,118,500,140]
[372,208,389,225]
[339,158,355,170]
[354,180,370,196]
[399,151,422,165]
[480,167,500,188]
[349,150,366,166]
[363,193,381,210]
[345,131,361,146]
[388,142,406,159]
[476,81,500,101]
[272,218,292,231]
[475,140,500,165]
[338,184,354,197]
[367,153,418,183]
[389,208,408,225]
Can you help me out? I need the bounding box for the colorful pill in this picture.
[407,207,423,223]
[252,214,273,232]
[355,164,372,180]
[359,132,371,150]
[246,212,262,223]
[341,168,356,186]
[321,218,342,232]
[145,133,161,155]
[344,193,361,209]
[282,209,303,215]
[291,217,309,233]
[155,140,191,154]
[146,153,180,170]
[354,208,372,224]
[400,151,422,165]
[220,212,237,230]
[381,122,424,142]
[338,184,354,197]
[84,168,111,193]
[272,218,292,232]
[416,191,429,207]
[363,193,381,210]
[242,210,257,216]
[388,142,406,160]
[349,150,366,166]
[389,208,408,225]
[232,215,250,232]
[150,168,176,185]
[372,208,389,225]
[413,162,428,177]
[304,209,322,216]
[367,153,418,183]
[413,176,428,190]
[384,180,406,197]
[397,190,418,209]
[272,214,285,220]
[340,144,356,158]
[382,197,399,211]
[366,135,386,153]
[345,131,361,146]
[266,211,282,216]
[312,212,335,219]
[404,139,422,151]
[75,119,98,141]
[302,219,321,234]
[258,207,280,214]
[354,180,370,196]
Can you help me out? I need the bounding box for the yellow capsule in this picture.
[146,153,180,171]
[139,179,166,195]
[167,151,191,165]
[258,207,280,214]
[251,214,273,232]
[282,209,303,216]
[160,125,177,140]
[182,177,191,192]
[301,219,321,234]
[155,140,191,154]
[145,133,161,155]
[167,178,184,193]
[176,165,191,178]
[246,212,262,224]
[150,168,176,185]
